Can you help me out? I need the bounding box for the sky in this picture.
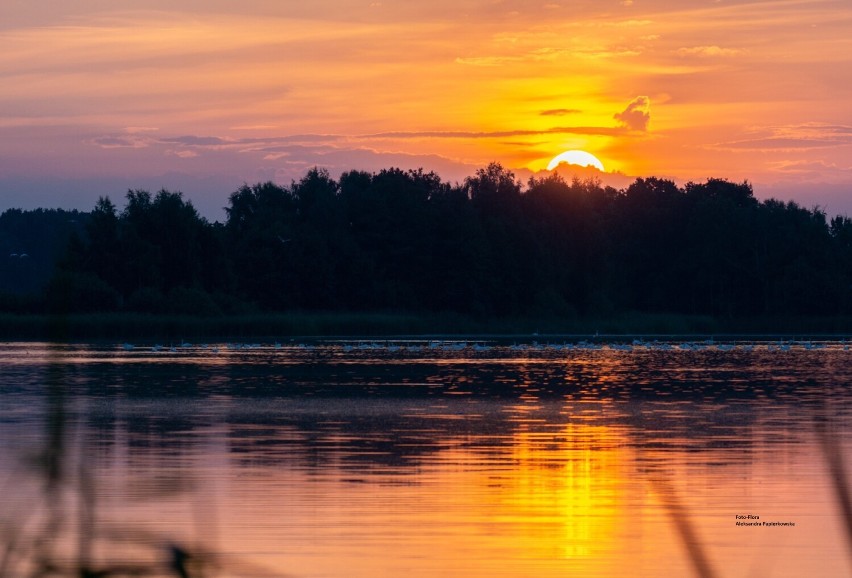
[2,0,851,220]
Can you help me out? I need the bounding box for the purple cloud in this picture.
[614,96,650,131]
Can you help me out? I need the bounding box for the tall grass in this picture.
[815,420,852,566]
[648,420,852,578]
[649,477,719,578]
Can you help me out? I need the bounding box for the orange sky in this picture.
[1,1,851,218]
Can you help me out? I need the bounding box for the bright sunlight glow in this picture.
[547,150,605,172]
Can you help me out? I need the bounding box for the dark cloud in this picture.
[614,96,650,131]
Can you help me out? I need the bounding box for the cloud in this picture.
[676,45,743,58]
[170,150,199,158]
[711,123,852,151]
[454,56,514,67]
[768,159,852,176]
[789,123,852,137]
[358,126,625,139]
[91,135,149,149]
[614,96,650,131]
[262,152,292,161]
[540,108,581,116]
[455,48,574,67]
[91,132,242,152]
[717,138,840,151]
[125,126,159,134]
[160,135,230,146]
[575,47,643,59]
[456,45,638,68]
[258,146,479,187]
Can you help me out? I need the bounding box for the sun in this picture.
[547,150,605,172]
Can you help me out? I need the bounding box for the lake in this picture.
[0,339,850,577]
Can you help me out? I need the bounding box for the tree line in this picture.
[3,163,852,320]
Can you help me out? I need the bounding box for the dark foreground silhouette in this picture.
[2,164,852,329]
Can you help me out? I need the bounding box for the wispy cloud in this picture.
[160,135,231,146]
[540,108,581,116]
[712,123,852,151]
[170,149,199,158]
[768,159,852,175]
[90,135,149,149]
[676,45,744,58]
[454,56,518,67]
[575,48,643,59]
[358,126,626,139]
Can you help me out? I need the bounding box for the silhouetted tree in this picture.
[225,181,297,308]
[83,197,120,287]
[289,167,348,308]
[830,215,852,314]
[36,165,852,323]
[611,177,685,311]
[0,208,87,308]
[464,163,534,315]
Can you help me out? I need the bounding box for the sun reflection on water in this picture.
[1,342,851,577]
[504,422,626,560]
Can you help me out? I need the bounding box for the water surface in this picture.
[0,340,850,577]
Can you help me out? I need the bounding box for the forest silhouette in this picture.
[2,163,852,327]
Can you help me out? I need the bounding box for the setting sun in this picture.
[547,150,605,172]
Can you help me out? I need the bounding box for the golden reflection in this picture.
[207,415,630,578]
[501,421,626,560]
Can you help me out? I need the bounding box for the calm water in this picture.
[0,339,850,577]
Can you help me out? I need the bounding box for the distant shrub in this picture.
[166,287,222,316]
[45,271,121,313]
[210,291,258,315]
[126,286,168,314]
[0,291,43,314]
